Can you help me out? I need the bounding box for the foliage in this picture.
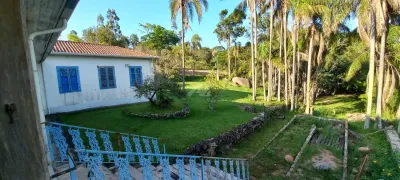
[81,9,129,47]
[67,30,82,42]
[129,34,140,48]
[204,72,223,110]
[134,72,186,108]
[169,0,209,30]
[139,23,179,52]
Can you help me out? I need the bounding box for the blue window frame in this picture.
[129,66,143,87]
[98,66,116,89]
[56,66,81,93]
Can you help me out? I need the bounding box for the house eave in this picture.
[50,52,159,60]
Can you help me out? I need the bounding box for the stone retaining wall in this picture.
[123,106,191,119]
[184,105,285,155]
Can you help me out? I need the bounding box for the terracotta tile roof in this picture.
[52,40,157,59]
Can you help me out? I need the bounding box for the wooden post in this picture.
[286,124,317,177]
[0,0,49,179]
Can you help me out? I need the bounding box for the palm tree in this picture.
[283,0,289,107]
[191,34,202,75]
[170,0,208,90]
[267,0,276,102]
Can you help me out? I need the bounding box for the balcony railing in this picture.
[45,122,165,163]
[71,150,250,180]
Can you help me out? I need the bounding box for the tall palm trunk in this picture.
[365,4,376,129]
[235,45,238,73]
[290,17,298,111]
[253,6,258,101]
[268,0,274,102]
[216,58,220,81]
[305,27,315,114]
[250,11,256,101]
[375,0,387,129]
[181,0,186,90]
[397,104,400,133]
[278,15,283,102]
[283,3,288,108]
[227,37,231,80]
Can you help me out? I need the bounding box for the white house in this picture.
[38,41,157,114]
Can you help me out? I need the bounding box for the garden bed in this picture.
[124,105,191,119]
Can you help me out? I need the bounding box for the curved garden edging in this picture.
[183,105,285,156]
[123,105,191,119]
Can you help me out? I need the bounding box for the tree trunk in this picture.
[296,46,300,109]
[305,27,315,115]
[192,62,195,75]
[216,58,220,81]
[250,10,256,101]
[283,3,288,108]
[253,5,258,101]
[227,37,231,80]
[278,69,281,101]
[375,0,387,129]
[397,104,400,133]
[181,0,186,90]
[375,32,386,129]
[365,4,376,129]
[278,15,283,102]
[317,34,325,66]
[291,18,298,111]
[268,0,274,102]
[262,56,266,101]
[235,45,238,73]
[382,68,390,109]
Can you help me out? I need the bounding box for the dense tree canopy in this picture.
[139,23,180,53]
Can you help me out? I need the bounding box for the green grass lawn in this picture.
[59,79,270,153]
[58,77,400,179]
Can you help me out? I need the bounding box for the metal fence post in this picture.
[68,155,77,180]
[201,158,205,180]
[247,161,250,180]
[45,126,54,161]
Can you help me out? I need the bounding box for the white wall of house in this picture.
[39,54,154,114]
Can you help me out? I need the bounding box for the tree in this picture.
[140,23,179,53]
[81,10,128,47]
[134,72,186,108]
[67,30,82,42]
[129,34,140,48]
[170,0,209,90]
[190,34,202,73]
[267,0,276,102]
[214,9,246,80]
[237,0,260,101]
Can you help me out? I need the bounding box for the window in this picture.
[56,66,81,93]
[129,66,143,86]
[98,66,116,89]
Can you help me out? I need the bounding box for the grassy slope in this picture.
[59,80,266,153]
[59,78,399,179]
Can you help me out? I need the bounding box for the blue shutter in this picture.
[57,66,81,93]
[98,66,116,89]
[107,67,116,88]
[129,66,143,87]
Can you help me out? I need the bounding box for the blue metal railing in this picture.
[45,122,166,163]
[74,150,250,180]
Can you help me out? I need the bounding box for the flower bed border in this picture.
[123,105,191,119]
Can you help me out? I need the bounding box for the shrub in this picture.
[204,71,223,111]
[134,72,186,108]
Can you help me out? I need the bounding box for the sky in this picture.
[60,0,244,48]
[61,0,358,48]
